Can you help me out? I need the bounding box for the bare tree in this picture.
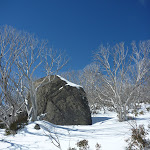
[15,34,46,121]
[0,25,26,128]
[94,41,150,121]
[79,64,101,110]
[15,34,68,122]
[61,69,82,85]
[0,25,68,127]
[60,64,113,113]
[81,63,114,113]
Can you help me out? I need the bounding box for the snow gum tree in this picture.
[0,25,26,128]
[16,37,68,122]
[79,64,107,112]
[0,25,68,127]
[94,41,150,121]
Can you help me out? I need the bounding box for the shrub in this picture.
[139,111,144,115]
[5,128,16,136]
[126,122,150,149]
[127,116,135,120]
[77,139,89,150]
[5,112,28,135]
[146,107,150,112]
[95,143,101,150]
[0,120,6,129]
[131,109,138,117]
[68,148,77,150]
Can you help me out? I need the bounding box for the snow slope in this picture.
[0,111,150,150]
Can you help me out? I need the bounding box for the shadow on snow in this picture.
[92,117,112,124]
[0,139,32,150]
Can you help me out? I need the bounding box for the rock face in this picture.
[35,75,92,125]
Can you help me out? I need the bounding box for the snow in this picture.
[0,109,150,150]
[59,87,63,90]
[57,75,82,89]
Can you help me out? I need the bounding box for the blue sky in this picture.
[0,0,150,71]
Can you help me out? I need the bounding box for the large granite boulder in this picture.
[34,75,92,125]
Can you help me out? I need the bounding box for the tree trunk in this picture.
[118,107,128,122]
[30,89,37,122]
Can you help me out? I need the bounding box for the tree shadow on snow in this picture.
[92,116,112,124]
[135,117,149,121]
[0,139,32,150]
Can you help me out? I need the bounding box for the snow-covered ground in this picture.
[0,107,150,150]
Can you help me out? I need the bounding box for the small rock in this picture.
[34,124,40,130]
